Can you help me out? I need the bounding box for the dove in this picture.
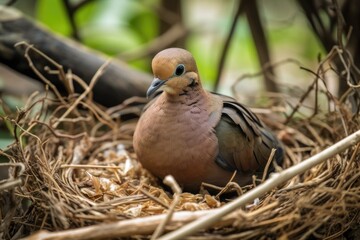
[133,48,283,192]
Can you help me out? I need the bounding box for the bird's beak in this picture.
[146,78,166,98]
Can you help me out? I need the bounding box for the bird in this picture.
[133,48,284,193]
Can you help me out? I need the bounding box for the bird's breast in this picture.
[133,96,219,187]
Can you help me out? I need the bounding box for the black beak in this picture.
[146,78,166,98]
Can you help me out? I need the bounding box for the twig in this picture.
[63,0,95,41]
[60,164,123,169]
[53,59,110,128]
[63,0,81,40]
[284,69,318,125]
[231,58,300,100]
[128,183,170,209]
[151,175,181,239]
[15,42,67,106]
[214,1,245,91]
[336,143,360,189]
[158,129,360,240]
[284,45,341,125]
[30,120,87,140]
[261,148,276,183]
[331,0,345,48]
[215,171,238,198]
[245,0,278,93]
[297,0,334,51]
[0,178,22,191]
[23,197,276,240]
[25,210,210,240]
[0,162,25,191]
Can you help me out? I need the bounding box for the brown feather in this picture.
[133,48,284,192]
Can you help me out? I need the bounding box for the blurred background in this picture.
[0,0,324,94]
[1,0,357,152]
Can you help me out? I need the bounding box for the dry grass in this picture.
[1,43,360,239]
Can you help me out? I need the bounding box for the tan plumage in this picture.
[133,48,283,192]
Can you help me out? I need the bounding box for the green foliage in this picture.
[128,4,158,43]
[34,0,158,59]
[7,0,325,101]
[31,1,323,87]
[36,0,71,36]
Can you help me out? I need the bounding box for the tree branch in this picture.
[214,1,245,92]
[0,6,151,107]
[245,0,278,93]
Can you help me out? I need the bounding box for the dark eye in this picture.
[174,64,185,76]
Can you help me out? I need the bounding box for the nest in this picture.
[1,45,360,239]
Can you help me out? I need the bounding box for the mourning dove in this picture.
[133,48,284,192]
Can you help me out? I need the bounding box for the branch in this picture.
[25,211,210,240]
[245,0,278,93]
[0,6,152,107]
[63,0,81,41]
[24,199,278,240]
[62,0,96,41]
[214,1,245,91]
[159,0,184,48]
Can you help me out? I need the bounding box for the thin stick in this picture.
[25,210,210,240]
[128,183,170,209]
[60,164,123,169]
[15,42,67,105]
[53,59,110,128]
[214,1,245,91]
[0,178,22,191]
[261,148,276,183]
[215,170,238,198]
[151,175,181,240]
[158,129,360,240]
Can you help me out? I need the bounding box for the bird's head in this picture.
[147,48,201,98]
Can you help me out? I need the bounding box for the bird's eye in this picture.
[174,64,185,76]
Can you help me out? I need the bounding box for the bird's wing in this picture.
[213,93,283,173]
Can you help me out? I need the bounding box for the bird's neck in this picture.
[163,86,208,104]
